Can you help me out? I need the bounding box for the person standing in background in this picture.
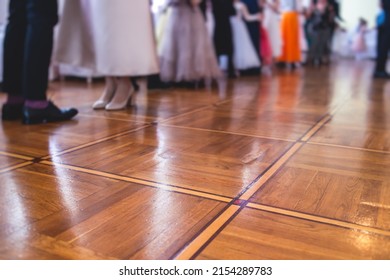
[305,0,333,66]
[230,0,261,73]
[376,1,386,66]
[351,18,368,61]
[158,0,220,85]
[210,0,237,78]
[241,0,262,62]
[278,0,302,69]
[374,0,390,78]
[55,0,159,110]
[262,0,282,60]
[2,0,78,124]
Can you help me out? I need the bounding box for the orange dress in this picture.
[278,11,301,63]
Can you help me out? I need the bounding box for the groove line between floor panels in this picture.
[0,151,34,161]
[0,162,34,174]
[40,160,232,203]
[247,203,390,237]
[174,205,240,260]
[41,124,151,160]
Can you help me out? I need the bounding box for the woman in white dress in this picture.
[230,0,262,71]
[158,0,220,84]
[262,0,282,58]
[55,0,159,110]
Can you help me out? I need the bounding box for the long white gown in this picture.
[230,2,261,70]
[54,0,159,77]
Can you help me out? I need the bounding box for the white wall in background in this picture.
[340,0,380,30]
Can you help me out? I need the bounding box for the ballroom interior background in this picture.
[0,0,384,82]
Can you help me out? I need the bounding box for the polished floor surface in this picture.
[0,60,389,259]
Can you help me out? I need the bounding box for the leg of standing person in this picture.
[2,0,27,120]
[92,77,116,109]
[374,24,390,78]
[377,26,384,65]
[227,49,236,78]
[307,30,319,65]
[105,77,134,111]
[2,0,78,124]
[322,28,332,65]
[318,29,329,65]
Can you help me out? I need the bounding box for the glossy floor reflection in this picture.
[0,60,389,259]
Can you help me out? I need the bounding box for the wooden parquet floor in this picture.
[0,60,389,260]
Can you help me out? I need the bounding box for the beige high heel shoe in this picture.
[105,78,134,111]
[92,77,116,109]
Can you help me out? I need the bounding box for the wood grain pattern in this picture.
[0,116,144,158]
[52,126,292,197]
[196,209,390,260]
[0,164,227,259]
[0,234,115,260]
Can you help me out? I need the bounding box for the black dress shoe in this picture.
[22,101,78,124]
[1,103,24,121]
[373,71,390,79]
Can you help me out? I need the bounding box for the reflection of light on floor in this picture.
[153,125,171,182]
[241,141,263,186]
[139,126,178,258]
[360,202,390,210]
[51,162,80,242]
[48,136,62,159]
[146,125,177,257]
[51,164,79,214]
[2,175,29,250]
[352,231,376,252]
[143,189,179,259]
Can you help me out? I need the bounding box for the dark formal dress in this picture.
[375,0,390,74]
[240,0,261,59]
[211,0,236,75]
[3,0,58,100]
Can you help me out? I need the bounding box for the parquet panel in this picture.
[196,209,390,260]
[163,106,324,141]
[310,98,390,151]
[251,144,390,231]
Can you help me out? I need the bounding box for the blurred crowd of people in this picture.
[151,0,342,77]
[1,0,389,125]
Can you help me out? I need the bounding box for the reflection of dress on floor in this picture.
[158,0,221,82]
[230,2,261,70]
